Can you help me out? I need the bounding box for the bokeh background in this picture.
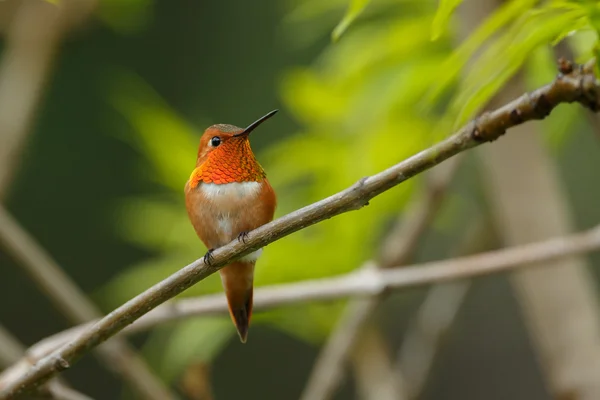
[1,0,600,399]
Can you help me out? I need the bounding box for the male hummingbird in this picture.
[184,110,278,342]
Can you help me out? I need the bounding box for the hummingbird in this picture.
[184,110,278,343]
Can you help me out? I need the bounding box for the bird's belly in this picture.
[200,181,262,211]
[196,182,264,262]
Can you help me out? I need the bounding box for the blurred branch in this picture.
[42,382,94,400]
[350,326,406,400]
[0,325,25,367]
[0,207,100,322]
[395,218,496,399]
[4,221,600,397]
[0,0,93,198]
[300,157,462,400]
[179,363,214,400]
[0,3,98,399]
[482,84,600,398]
[0,325,92,400]
[460,1,600,397]
[399,283,470,397]
[0,59,599,398]
[0,207,176,400]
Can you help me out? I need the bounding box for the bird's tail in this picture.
[219,261,255,343]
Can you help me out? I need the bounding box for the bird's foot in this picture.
[203,248,215,265]
[237,231,250,244]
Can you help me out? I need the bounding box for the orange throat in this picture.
[189,139,266,188]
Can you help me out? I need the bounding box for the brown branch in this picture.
[0,207,176,400]
[472,5,600,394]
[0,4,97,398]
[396,218,496,399]
[299,157,462,400]
[0,325,93,400]
[0,59,598,398]
[2,223,600,398]
[0,3,100,398]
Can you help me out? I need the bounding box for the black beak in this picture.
[233,109,278,137]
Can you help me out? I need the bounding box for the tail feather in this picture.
[219,262,255,343]
[229,289,253,343]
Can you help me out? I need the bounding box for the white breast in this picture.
[200,181,262,200]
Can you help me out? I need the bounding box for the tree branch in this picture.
[2,226,600,399]
[299,156,462,400]
[2,220,600,394]
[395,218,496,398]
[0,325,93,400]
[0,207,176,400]
[0,59,598,398]
[0,3,103,398]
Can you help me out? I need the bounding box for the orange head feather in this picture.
[188,110,278,188]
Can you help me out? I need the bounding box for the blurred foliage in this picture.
[98,0,154,34]
[431,0,463,40]
[95,0,600,386]
[332,0,372,41]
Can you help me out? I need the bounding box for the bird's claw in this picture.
[203,248,215,265]
[237,231,249,244]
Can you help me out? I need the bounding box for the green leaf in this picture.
[332,0,372,42]
[431,0,463,40]
[447,5,589,127]
[425,0,538,105]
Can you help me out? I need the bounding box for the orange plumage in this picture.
[184,110,278,342]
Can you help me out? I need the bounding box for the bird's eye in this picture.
[210,136,221,147]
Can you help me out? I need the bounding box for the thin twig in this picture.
[299,156,462,400]
[0,59,598,398]
[350,327,406,400]
[0,325,25,367]
[43,381,94,400]
[396,218,496,399]
[0,207,176,400]
[399,282,470,398]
